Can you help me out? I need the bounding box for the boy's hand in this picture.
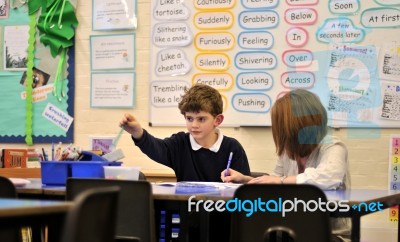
[119,113,144,140]
[221,169,251,183]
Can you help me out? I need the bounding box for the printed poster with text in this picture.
[149,0,400,127]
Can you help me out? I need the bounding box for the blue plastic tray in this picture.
[40,150,122,185]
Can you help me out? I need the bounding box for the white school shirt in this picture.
[189,128,223,152]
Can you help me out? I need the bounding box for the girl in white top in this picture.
[221,89,351,242]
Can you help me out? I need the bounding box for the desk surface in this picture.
[198,186,400,202]
[15,179,400,242]
[0,168,177,183]
[0,198,72,218]
[0,197,72,242]
[16,179,400,205]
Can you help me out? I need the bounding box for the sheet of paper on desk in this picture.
[9,178,31,187]
[180,182,241,189]
[155,182,242,194]
[175,182,242,194]
[155,182,241,189]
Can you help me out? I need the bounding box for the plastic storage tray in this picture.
[41,151,122,185]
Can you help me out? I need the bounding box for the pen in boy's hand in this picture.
[112,126,125,150]
[225,152,233,177]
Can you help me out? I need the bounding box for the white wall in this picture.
[6,1,400,241]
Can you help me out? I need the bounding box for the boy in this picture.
[120,84,251,181]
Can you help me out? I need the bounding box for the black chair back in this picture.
[66,178,155,242]
[0,176,17,198]
[230,184,331,242]
[0,176,21,242]
[61,186,120,242]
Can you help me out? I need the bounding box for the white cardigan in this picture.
[272,136,350,190]
[271,135,351,241]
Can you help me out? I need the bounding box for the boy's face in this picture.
[184,111,223,143]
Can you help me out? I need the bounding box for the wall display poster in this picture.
[389,135,400,222]
[0,3,76,143]
[90,34,136,71]
[149,0,400,127]
[90,72,135,108]
[89,136,114,154]
[92,0,137,31]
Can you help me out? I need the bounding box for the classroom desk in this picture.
[0,198,71,218]
[325,189,400,242]
[0,198,72,242]
[16,180,400,242]
[0,168,177,183]
[150,185,400,242]
[196,187,400,242]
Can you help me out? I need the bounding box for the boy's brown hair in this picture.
[271,89,328,160]
[178,84,223,117]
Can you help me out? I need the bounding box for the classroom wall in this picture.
[4,0,400,241]
[67,0,398,189]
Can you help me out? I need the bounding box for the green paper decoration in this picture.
[33,0,78,58]
[27,0,43,15]
[25,14,37,146]
[23,0,78,145]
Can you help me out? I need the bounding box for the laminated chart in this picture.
[389,136,400,222]
[149,0,400,127]
[149,0,279,126]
